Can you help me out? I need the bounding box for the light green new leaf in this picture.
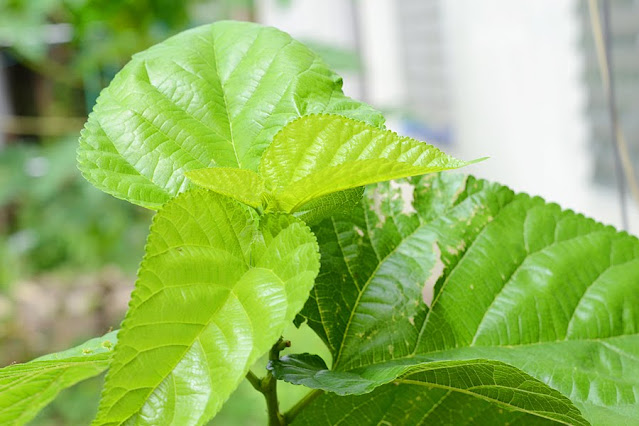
[78,21,384,210]
[94,189,320,425]
[185,167,267,208]
[281,355,587,425]
[260,114,478,213]
[295,174,639,425]
[0,331,117,425]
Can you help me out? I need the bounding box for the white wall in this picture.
[254,0,639,233]
[441,0,638,232]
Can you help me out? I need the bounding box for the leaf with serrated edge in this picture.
[294,173,639,425]
[277,355,587,425]
[260,114,480,213]
[0,331,117,425]
[186,167,267,208]
[94,189,319,425]
[78,21,383,210]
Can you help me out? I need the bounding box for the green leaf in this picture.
[259,114,478,213]
[185,167,267,208]
[94,189,320,425]
[0,331,117,425]
[281,356,587,425]
[78,21,384,209]
[292,187,365,225]
[296,173,639,425]
[294,380,575,425]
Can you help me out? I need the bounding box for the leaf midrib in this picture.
[105,264,284,423]
[396,379,583,426]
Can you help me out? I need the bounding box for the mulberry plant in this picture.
[1,21,638,426]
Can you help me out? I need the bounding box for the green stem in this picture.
[245,337,291,426]
[246,369,262,392]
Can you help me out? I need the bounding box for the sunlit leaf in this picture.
[94,189,319,425]
[185,167,267,208]
[78,21,383,209]
[0,331,117,425]
[260,114,478,213]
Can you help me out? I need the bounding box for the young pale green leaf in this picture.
[94,189,319,425]
[78,21,384,210]
[0,331,117,425]
[259,114,478,213]
[185,167,267,208]
[280,356,587,425]
[296,173,639,425]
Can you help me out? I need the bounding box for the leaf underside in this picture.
[78,21,384,210]
[93,189,320,425]
[289,173,639,425]
[0,331,117,425]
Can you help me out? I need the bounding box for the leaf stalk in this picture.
[245,337,291,426]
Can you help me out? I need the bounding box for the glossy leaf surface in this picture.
[78,21,383,209]
[0,331,117,425]
[260,114,477,213]
[94,189,320,425]
[293,174,639,425]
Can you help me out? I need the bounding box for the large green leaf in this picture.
[292,174,639,425]
[78,21,384,210]
[94,189,320,425]
[259,114,478,213]
[283,356,587,425]
[0,331,117,425]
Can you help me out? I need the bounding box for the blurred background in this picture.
[1,0,638,424]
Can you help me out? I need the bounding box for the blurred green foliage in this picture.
[0,0,224,84]
[0,138,150,289]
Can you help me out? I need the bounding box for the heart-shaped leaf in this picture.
[78,21,383,210]
[94,189,319,425]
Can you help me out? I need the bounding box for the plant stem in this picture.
[246,369,262,392]
[244,337,291,426]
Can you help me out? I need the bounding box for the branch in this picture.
[245,337,291,426]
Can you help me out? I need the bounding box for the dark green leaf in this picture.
[295,173,639,425]
[285,356,587,425]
